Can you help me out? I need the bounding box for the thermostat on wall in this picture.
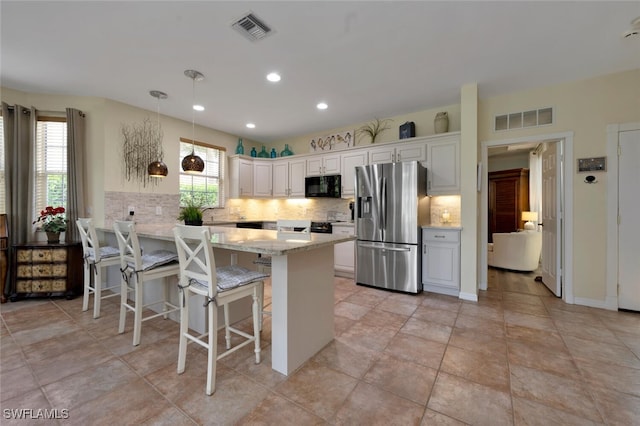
[577,157,606,172]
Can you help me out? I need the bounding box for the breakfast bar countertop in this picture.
[98,223,355,256]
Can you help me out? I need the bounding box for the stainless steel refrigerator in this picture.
[355,161,428,293]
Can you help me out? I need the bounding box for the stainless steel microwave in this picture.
[305,175,341,198]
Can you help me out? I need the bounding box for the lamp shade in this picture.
[148,160,168,177]
[522,211,538,222]
[181,153,205,173]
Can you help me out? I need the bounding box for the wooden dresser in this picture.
[488,168,530,243]
[10,242,83,301]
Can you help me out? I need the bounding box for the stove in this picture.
[309,221,333,234]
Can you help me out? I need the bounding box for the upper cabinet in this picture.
[229,156,254,198]
[306,153,341,176]
[369,141,426,165]
[253,160,273,198]
[273,158,306,198]
[425,136,460,195]
[340,151,368,197]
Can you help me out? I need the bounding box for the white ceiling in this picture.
[2,1,639,143]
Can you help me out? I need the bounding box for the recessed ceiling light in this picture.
[246,123,256,129]
[316,102,328,110]
[193,105,205,111]
[266,72,281,82]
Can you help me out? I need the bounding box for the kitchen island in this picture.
[99,224,355,375]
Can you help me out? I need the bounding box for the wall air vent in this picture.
[494,107,553,132]
[232,12,273,42]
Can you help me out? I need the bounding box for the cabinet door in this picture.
[288,159,306,197]
[396,142,426,163]
[306,157,323,176]
[323,154,341,175]
[427,139,460,195]
[340,151,368,197]
[333,226,355,277]
[369,146,395,164]
[253,161,272,197]
[272,160,289,198]
[422,229,460,295]
[229,157,254,198]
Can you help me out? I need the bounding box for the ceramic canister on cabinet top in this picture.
[434,112,449,134]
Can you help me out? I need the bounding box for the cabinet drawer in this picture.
[32,264,53,277]
[17,265,33,278]
[32,280,52,292]
[32,249,53,262]
[17,249,32,262]
[332,227,355,236]
[51,280,67,292]
[16,280,31,293]
[52,249,67,262]
[423,229,460,243]
[52,264,67,276]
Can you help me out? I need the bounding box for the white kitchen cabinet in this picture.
[426,137,460,195]
[253,160,272,198]
[229,156,254,198]
[340,151,368,197]
[422,228,460,296]
[369,141,426,165]
[333,224,355,278]
[306,153,341,176]
[273,159,306,198]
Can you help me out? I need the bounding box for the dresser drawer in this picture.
[32,249,53,262]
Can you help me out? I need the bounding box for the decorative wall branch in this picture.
[121,117,164,187]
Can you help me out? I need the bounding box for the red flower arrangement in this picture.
[33,206,68,233]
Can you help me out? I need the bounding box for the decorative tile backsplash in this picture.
[429,195,461,226]
[104,191,181,226]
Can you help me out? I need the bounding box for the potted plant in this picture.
[177,198,203,226]
[33,206,68,243]
[358,118,393,144]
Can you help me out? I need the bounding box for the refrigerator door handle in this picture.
[358,243,412,252]
[380,177,387,231]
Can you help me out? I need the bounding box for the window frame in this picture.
[34,116,68,219]
[178,137,226,208]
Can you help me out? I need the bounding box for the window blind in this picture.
[0,117,5,214]
[35,119,67,219]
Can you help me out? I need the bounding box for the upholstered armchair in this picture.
[488,231,542,272]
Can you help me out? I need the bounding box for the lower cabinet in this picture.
[333,224,355,278]
[11,242,83,301]
[422,228,460,296]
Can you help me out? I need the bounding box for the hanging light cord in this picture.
[191,75,196,154]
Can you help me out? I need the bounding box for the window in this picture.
[179,139,225,207]
[35,117,67,217]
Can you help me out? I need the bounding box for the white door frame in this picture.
[480,132,574,304]
[606,122,640,310]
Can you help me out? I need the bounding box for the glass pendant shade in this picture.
[148,160,168,177]
[182,69,205,173]
[181,152,205,173]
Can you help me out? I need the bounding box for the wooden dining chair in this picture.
[113,221,180,346]
[173,225,268,395]
[76,218,122,318]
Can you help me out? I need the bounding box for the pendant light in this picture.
[148,90,169,177]
[182,69,205,173]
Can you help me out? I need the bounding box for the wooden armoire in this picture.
[488,168,530,243]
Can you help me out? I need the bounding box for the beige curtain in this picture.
[2,102,36,299]
[65,108,86,243]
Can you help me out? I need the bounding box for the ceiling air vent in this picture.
[494,107,553,132]
[232,12,273,42]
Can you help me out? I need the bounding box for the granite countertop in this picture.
[422,225,463,230]
[99,223,355,256]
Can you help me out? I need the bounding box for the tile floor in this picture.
[1,268,639,425]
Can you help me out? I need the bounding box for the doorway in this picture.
[480,132,574,304]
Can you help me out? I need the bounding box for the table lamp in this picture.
[522,211,538,231]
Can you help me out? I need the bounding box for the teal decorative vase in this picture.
[250,147,257,157]
[280,144,293,156]
[270,148,277,158]
[257,146,269,158]
[235,138,244,154]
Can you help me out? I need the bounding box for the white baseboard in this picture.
[573,297,617,311]
[458,291,478,302]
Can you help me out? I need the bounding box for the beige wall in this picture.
[275,104,461,154]
[479,68,640,302]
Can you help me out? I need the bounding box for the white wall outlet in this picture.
[155,206,162,215]
[128,205,135,214]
